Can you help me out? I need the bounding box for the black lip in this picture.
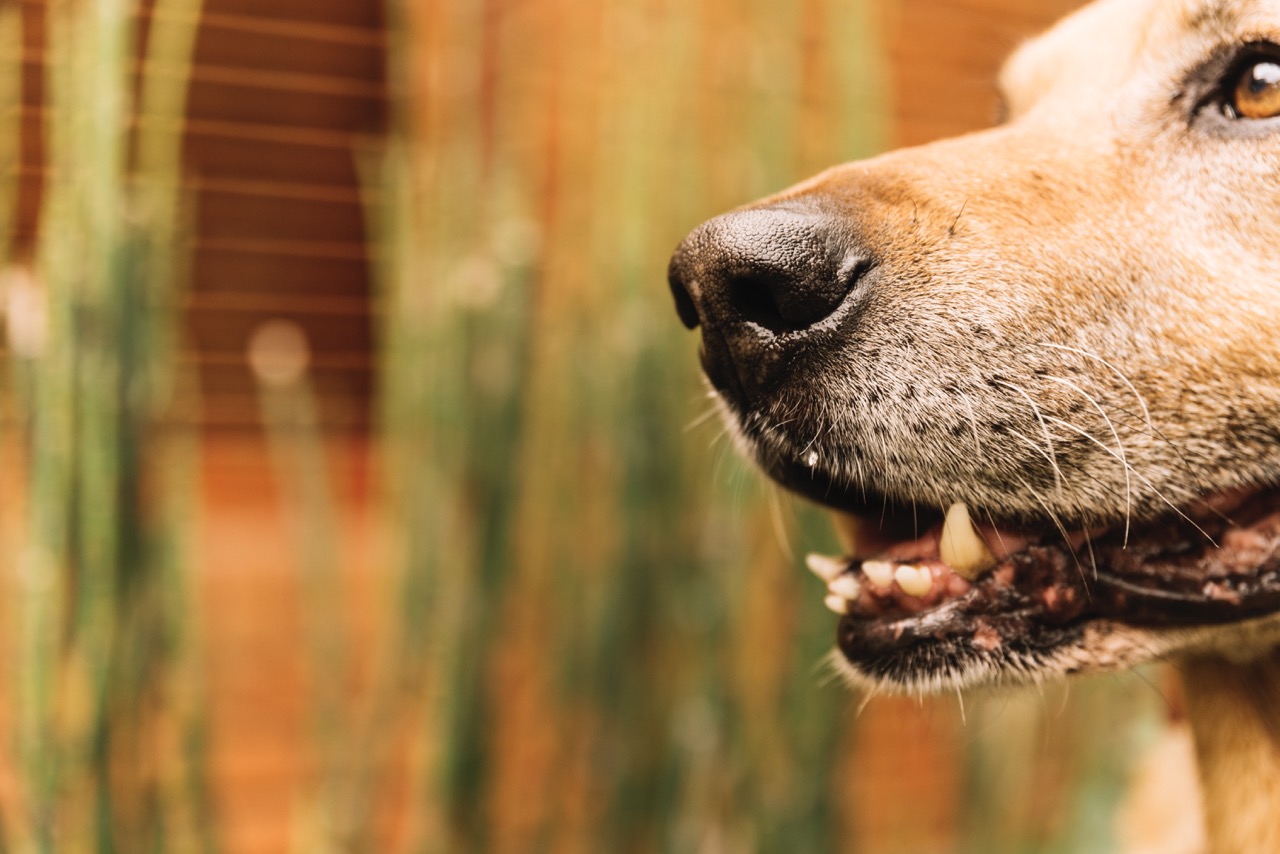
[835,503,1280,684]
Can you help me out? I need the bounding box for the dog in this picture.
[668,0,1280,849]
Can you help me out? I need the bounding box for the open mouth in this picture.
[773,455,1280,688]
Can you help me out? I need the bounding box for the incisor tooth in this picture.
[805,553,846,583]
[824,594,849,615]
[939,502,996,580]
[828,574,861,600]
[862,560,894,589]
[894,564,933,597]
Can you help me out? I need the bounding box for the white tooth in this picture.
[939,501,996,581]
[824,594,850,615]
[805,553,846,583]
[828,574,861,600]
[831,512,866,556]
[894,564,933,598]
[861,560,895,589]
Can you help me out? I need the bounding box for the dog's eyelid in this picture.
[1183,39,1280,128]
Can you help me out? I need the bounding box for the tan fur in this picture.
[1182,652,1280,852]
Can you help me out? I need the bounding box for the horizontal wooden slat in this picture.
[194,362,370,395]
[14,183,371,254]
[138,0,384,32]
[185,75,383,130]
[193,250,371,296]
[192,18,384,82]
[19,108,366,183]
[18,165,368,206]
[19,24,383,89]
[186,292,372,317]
[187,309,372,353]
[197,188,368,244]
[192,349,370,368]
[16,55,384,127]
[195,237,367,262]
[21,0,385,45]
[12,227,371,264]
[183,392,371,429]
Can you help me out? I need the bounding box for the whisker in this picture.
[1039,341,1152,426]
[1102,400,1213,480]
[1043,374,1133,546]
[684,404,723,433]
[981,506,1011,556]
[1045,416,1218,547]
[1008,428,1057,468]
[1016,474,1087,582]
[993,378,1065,496]
[856,682,880,717]
[962,394,985,458]
[1039,340,1212,495]
[768,484,795,562]
[1079,524,1099,580]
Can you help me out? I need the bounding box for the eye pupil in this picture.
[1233,60,1280,119]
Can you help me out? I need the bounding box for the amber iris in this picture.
[1234,60,1280,119]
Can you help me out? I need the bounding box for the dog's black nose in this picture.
[668,205,868,399]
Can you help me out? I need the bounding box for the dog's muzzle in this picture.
[667,202,871,404]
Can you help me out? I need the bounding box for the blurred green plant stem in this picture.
[4,0,214,851]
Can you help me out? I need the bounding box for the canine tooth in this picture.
[828,574,861,600]
[939,502,996,580]
[862,560,895,589]
[894,564,933,598]
[805,553,846,583]
[824,594,849,615]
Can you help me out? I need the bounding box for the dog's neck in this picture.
[1181,648,1280,852]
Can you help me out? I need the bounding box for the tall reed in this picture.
[4,1,213,851]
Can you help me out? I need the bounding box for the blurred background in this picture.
[0,0,1185,851]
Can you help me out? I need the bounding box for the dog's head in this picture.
[669,0,1280,693]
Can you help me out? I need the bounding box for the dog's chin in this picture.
[731,421,1280,695]
[826,613,1280,695]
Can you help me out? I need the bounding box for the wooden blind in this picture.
[16,0,386,431]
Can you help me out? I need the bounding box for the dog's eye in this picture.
[1231,60,1280,119]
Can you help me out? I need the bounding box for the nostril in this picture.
[728,270,804,333]
[728,255,870,334]
[668,265,701,330]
